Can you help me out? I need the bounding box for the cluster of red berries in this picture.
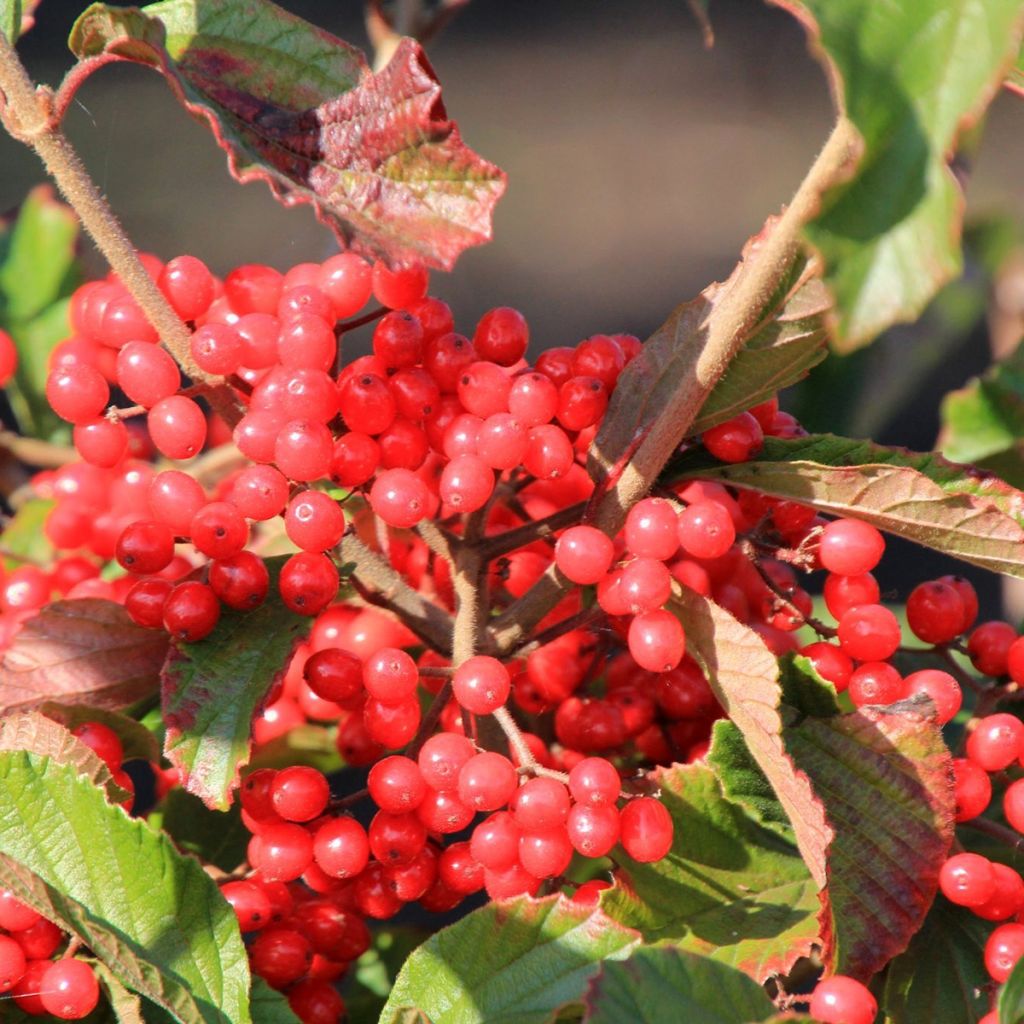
[0,887,100,1018]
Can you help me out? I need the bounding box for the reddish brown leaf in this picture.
[69,1,506,270]
[0,599,167,714]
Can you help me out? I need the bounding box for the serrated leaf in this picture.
[0,752,251,1024]
[772,0,1024,349]
[380,896,640,1024]
[786,695,954,979]
[603,764,819,982]
[95,963,147,1024]
[160,788,249,872]
[0,599,168,715]
[883,899,990,1024]
[162,557,312,809]
[39,701,160,762]
[0,497,54,570]
[672,590,831,888]
[589,227,829,484]
[669,434,1024,578]
[69,0,506,271]
[581,944,776,1024]
[0,710,129,801]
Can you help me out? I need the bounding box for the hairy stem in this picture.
[487,118,860,652]
[0,33,242,426]
[340,532,454,655]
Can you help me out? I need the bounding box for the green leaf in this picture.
[159,788,249,873]
[346,927,431,1022]
[883,899,990,1024]
[162,556,312,809]
[95,962,147,1024]
[0,751,251,1023]
[581,944,777,1024]
[939,346,1024,466]
[6,298,73,441]
[772,0,1024,348]
[0,497,54,570]
[249,977,300,1024]
[1,0,21,44]
[589,228,829,484]
[603,764,819,982]
[0,598,168,715]
[0,185,80,323]
[38,701,161,762]
[380,895,640,1024]
[669,434,1024,579]
[68,0,506,271]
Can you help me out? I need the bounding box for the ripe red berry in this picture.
[369,468,431,528]
[847,661,904,707]
[285,491,346,552]
[0,889,40,931]
[513,776,571,830]
[966,713,1024,771]
[619,796,673,862]
[554,525,614,584]
[220,879,272,931]
[148,394,207,459]
[368,755,427,813]
[453,655,511,715]
[417,732,476,790]
[304,648,363,704]
[458,751,518,811]
[116,341,180,408]
[72,721,124,770]
[903,669,961,725]
[836,603,900,662]
[279,553,338,616]
[569,757,621,806]
[474,307,529,366]
[817,518,885,576]
[271,766,329,822]
[190,501,249,559]
[566,803,621,857]
[939,852,995,907]
[968,620,1017,677]
[363,647,419,705]
[115,519,175,574]
[985,922,1024,982]
[952,757,991,822]
[823,571,880,620]
[73,416,129,467]
[163,581,220,642]
[312,816,369,879]
[702,411,763,463]
[809,975,877,1024]
[628,610,686,673]
[41,958,101,1020]
[906,579,967,644]
[1006,778,1024,834]
[677,500,735,560]
[209,551,270,611]
[0,934,27,992]
[624,498,679,560]
[372,261,428,309]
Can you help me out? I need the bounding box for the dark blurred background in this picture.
[4,0,1024,611]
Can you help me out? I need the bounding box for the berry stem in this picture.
[485,118,860,652]
[491,705,536,770]
[0,33,243,427]
[962,816,1024,849]
[477,500,587,560]
[0,430,76,468]
[934,646,987,697]
[404,679,453,760]
[339,532,454,655]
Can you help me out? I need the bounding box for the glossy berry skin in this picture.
[162,581,220,642]
[312,816,369,879]
[453,655,511,714]
[417,732,475,790]
[823,571,880,620]
[287,979,347,1024]
[371,261,428,309]
[628,610,686,673]
[847,662,903,707]
[966,713,1024,772]
[74,416,128,467]
[271,766,329,822]
[116,341,180,408]
[220,880,272,932]
[817,518,885,576]
[985,922,1024,982]
[285,491,345,552]
[624,498,679,560]
[800,642,854,693]
[209,551,270,611]
[836,604,900,662]
[953,757,991,822]
[939,852,995,907]
[279,553,338,616]
[974,862,1024,921]
[368,756,427,813]
[967,620,1017,677]
[149,395,207,460]
[250,928,313,989]
[250,822,314,882]
[808,975,877,1024]
[190,501,249,559]
[677,500,735,560]
[46,365,109,423]
[702,411,763,463]
[473,307,529,366]
[363,647,419,705]
[554,526,615,584]
[903,669,961,726]
[906,580,967,644]
[566,804,621,857]
[1004,778,1024,834]
[619,797,673,862]
[513,776,571,830]
[458,751,518,811]
[41,959,101,1020]
[369,468,430,528]
[569,757,621,806]
[0,934,26,992]
[72,722,124,770]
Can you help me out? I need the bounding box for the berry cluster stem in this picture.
[0,32,242,426]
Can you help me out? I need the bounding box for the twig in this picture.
[0,430,76,467]
[935,646,987,697]
[0,32,243,428]
[477,501,587,560]
[415,518,459,566]
[340,532,454,655]
[963,816,1024,850]
[509,605,607,659]
[404,679,453,760]
[483,119,860,652]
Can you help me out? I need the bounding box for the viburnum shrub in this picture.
[3,2,1024,1024]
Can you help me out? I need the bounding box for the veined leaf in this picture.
[581,944,777,1024]
[380,896,640,1024]
[69,0,506,270]
[772,0,1024,348]
[0,599,167,715]
[162,557,312,809]
[603,764,819,982]
[0,750,251,1023]
[669,434,1024,578]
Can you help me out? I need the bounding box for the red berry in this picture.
[702,411,763,463]
[363,647,419,705]
[312,816,369,879]
[116,341,180,408]
[985,922,1024,982]
[809,975,877,1024]
[624,498,679,561]
[0,889,39,931]
[220,879,272,931]
[163,581,220,642]
[847,661,904,707]
[566,803,621,857]
[453,655,511,715]
[823,571,879,620]
[372,261,428,309]
[619,796,673,862]
[271,766,329,822]
[473,307,529,366]
[115,519,175,575]
[512,776,570,831]
[148,394,207,459]
[554,526,614,585]
[368,755,427,813]
[968,620,1017,677]
[967,713,1024,771]
[417,732,476,790]
[568,757,621,806]
[370,468,431,528]
[677,500,736,560]
[41,959,101,1020]
[836,604,900,662]
[939,852,995,907]
[628,610,685,673]
[209,551,270,611]
[952,757,991,822]
[279,553,338,616]
[903,669,961,725]
[190,501,249,559]
[0,934,26,992]
[285,491,346,552]
[458,751,518,811]
[1006,778,1024,834]
[906,580,967,644]
[818,518,885,576]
